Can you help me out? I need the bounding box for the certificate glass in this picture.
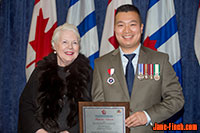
[79,102,130,133]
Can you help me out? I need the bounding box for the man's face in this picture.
[114,11,144,54]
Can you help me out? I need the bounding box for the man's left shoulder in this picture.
[142,46,168,57]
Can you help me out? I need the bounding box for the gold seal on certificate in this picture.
[79,102,130,133]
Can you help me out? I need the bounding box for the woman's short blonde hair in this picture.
[51,23,80,49]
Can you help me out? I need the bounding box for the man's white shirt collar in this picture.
[119,44,141,75]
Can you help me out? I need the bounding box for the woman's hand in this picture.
[60,131,69,133]
[36,128,69,133]
[36,128,48,133]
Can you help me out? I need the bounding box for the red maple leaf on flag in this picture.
[108,9,119,49]
[29,8,57,67]
[108,34,119,49]
[108,0,112,5]
[143,36,157,51]
[34,0,40,5]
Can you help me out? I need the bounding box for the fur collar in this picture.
[35,53,92,132]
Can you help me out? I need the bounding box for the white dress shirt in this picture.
[119,44,140,75]
[119,44,151,126]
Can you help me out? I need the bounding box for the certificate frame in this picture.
[78,102,130,133]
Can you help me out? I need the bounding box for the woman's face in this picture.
[54,30,80,67]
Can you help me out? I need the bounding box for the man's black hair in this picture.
[115,4,142,23]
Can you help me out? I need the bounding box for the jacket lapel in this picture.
[137,45,149,64]
[111,49,130,100]
[131,45,149,98]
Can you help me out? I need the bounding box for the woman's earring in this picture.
[54,51,57,54]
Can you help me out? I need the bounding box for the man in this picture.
[91,4,184,133]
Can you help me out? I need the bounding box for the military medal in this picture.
[144,64,148,79]
[107,77,115,85]
[107,68,115,85]
[154,64,160,81]
[149,64,154,79]
[137,64,144,80]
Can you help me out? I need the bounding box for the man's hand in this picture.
[125,111,147,128]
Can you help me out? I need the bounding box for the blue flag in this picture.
[144,0,182,132]
[67,0,99,68]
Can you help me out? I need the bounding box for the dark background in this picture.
[0,0,199,132]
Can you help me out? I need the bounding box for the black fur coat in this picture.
[18,53,92,133]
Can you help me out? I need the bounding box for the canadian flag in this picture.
[99,0,132,56]
[25,0,57,80]
[195,0,200,65]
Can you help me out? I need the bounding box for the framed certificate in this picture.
[78,102,130,133]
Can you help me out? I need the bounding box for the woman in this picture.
[18,23,92,133]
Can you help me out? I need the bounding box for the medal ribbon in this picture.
[138,64,143,75]
[154,64,160,75]
[150,64,153,76]
[145,64,148,75]
[108,68,114,76]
